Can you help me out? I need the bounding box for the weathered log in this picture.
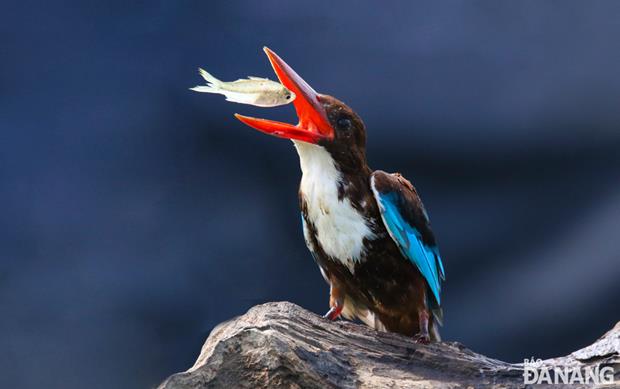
[158,302,619,389]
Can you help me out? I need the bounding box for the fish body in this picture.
[190,68,295,107]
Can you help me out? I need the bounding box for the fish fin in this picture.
[190,82,259,105]
[223,91,258,105]
[197,68,221,87]
[190,86,256,105]
[189,85,221,94]
[247,76,270,81]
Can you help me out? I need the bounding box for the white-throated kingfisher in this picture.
[235,48,445,343]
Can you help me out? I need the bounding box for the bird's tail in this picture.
[428,288,443,342]
[429,313,442,342]
[189,68,222,93]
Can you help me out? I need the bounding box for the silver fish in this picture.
[190,68,296,107]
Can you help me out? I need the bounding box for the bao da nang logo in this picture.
[523,357,615,385]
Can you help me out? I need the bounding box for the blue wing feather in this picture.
[376,191,444,305]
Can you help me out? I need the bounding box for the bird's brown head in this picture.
[235,47,368,172]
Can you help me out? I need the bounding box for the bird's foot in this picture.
[413,332,430,344]
[323,305,343,321]
[414,309,431,344]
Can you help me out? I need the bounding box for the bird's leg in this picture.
[413,309,431,344]
[323,305,343,321]
[323,282,344,320]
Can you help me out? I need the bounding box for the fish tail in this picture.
[190,68,224,94]
[189,85,221,94]
[197,68,221,87]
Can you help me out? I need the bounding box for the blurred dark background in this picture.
[1,1,619,388]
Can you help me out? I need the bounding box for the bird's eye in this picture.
[285,94,291,99]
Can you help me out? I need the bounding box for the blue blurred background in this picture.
[1,1,619,388]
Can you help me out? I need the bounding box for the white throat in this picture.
[294,141,375,272]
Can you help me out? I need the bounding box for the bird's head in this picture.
[235,47,368,173]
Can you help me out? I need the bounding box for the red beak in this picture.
[235,47,334,144]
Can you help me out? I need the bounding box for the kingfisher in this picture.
[234,48,445,343]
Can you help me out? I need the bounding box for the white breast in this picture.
[294,141,375,273]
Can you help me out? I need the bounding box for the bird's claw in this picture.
[413,333,430,344]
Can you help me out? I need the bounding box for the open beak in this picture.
[235,47,334,144]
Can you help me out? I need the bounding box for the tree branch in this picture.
[158,302,619,389]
